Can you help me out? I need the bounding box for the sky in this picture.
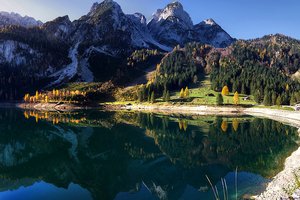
[0,0,299,40]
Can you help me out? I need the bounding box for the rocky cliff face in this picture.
[193,18,234,48]
[148,2,234,48]
[0,12,42,28]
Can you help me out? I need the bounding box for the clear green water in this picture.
[0,109,298,200]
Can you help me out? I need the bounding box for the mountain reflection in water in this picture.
[0,109,297,200]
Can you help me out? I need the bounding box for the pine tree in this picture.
[150,91,155,103]
[147,88,151,102]
[254,91,261,104]
[166,91,170,102]
[138,85,146,102]
[290,93,297,105]
[216,93,223,105]
[241,84,246,94]
[276,95,282,106]
[162,86,167,101]
[263,92,272,106]
[138,89,143,102]
[271,92,277,106]
[232,82,238,94]
[233,91,239,105]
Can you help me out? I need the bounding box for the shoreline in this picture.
[106,103,300,199]
[15,102,96,112]
[5,102,300,199]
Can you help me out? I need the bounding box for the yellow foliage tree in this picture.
[23,94,30,102]
[179,88,184,98]
[35,91,39,101]
[233,91,239,105]
[55,90,59,97]
[45,95,49,103]
[184,86,189,98]
[221,86,229,96]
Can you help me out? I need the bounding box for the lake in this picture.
[0,108,298,200]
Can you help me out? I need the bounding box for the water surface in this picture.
[0,109,298,200]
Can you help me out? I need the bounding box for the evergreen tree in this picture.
[138,86,145,102]
[290,93,297,105]
[216,93,224,105]
[271,92,277,106]
[232,81,238,94]
[254,91,261,104]
[166,91,170,102]
[147,88,151,102]
[150,91,155,104]
[263,92,272,106]
[241,84,246,94]
[162,86,167,101]
[276,95,282,106]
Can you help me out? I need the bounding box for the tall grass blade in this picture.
[206,175,219,200]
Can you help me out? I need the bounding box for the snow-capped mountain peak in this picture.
[151,1,193,28]
[0,11,42,28]
[88,0,123,17]
[202,18,217,26]
[128,13,147,25]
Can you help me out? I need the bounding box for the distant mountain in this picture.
[193,18,234,48]
[148,2,235,48]
[0,12,42,28]
[42,15,74,40]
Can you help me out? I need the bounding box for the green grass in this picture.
[168,76,256,106]
[61,82,103,91]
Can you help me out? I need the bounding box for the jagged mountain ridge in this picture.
[0,12,42,28]
[0,0,236,99]
[148,2,235,48]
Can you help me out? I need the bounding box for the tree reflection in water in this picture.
[0,109,296,200]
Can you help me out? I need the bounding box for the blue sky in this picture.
[0,0,299,40]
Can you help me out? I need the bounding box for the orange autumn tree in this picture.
[221,86,229,96]
[233,91,239,105]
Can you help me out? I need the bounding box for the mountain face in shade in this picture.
[42,15,74,40]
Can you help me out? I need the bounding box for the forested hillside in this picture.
[139,34,300,106]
